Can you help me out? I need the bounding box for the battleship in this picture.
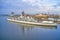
[7,12,57,27]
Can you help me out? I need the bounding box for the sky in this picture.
[0,0,60,14]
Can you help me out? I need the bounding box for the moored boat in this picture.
[7,18,57,27]
[7,12,58,27]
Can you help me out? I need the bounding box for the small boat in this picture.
[7,18,57,27]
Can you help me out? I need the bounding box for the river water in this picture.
[0,16,60,40]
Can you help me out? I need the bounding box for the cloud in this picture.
[1,0,60,14]
[22,0,60,13]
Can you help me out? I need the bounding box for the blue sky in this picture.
[0,0,60,14]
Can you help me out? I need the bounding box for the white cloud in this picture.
[22,0,60,13]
